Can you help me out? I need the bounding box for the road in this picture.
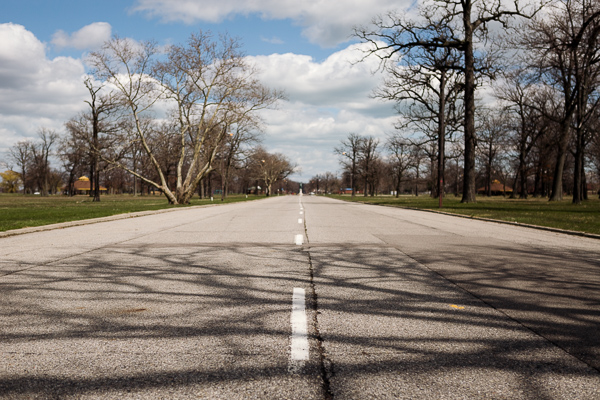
[1,195,599,399]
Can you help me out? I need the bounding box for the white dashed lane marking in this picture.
[289,288,309,373]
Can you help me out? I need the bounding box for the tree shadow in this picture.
[308,241,600,398]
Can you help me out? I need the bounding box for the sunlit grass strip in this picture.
[0,194,264,232]
[328,194,600,236]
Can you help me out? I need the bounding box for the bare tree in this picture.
[217,118,263,200]
[88,32,282,204]
[31,129,59,196]
[321,171,338,194]
[369,14,463,205]
[58,126,88,196]
[386,133,415,198]
[334,133,364,197]
[252,147,296,196]
[359,136,380,197]
[356,0,546,202]
[520,0,600,202]
[83,78,118,201]
[9,140,33,194]
[476,109,510,196]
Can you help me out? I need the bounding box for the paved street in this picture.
[1,195,599,399]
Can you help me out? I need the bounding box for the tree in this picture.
[9,140,33,194]
[58,125,88,196]
[359,136,380,197]
[368,14,463,205]
[334,133,363,197]
[476,109,509,196]
[386,134,415,198]
[217,118,263,200]
[252,147,296,196]
[356,0,546,202]
[30,129,59,196]
[521,0,600,202]
[321,171,338,194]
[0,170,21,193]
[88,32,282,204]
[83,78,118,202]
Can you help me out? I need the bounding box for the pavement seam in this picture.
[302,201,334,400]
[397,248,600,375]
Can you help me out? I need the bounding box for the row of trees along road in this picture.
[331,131,463,198]
[354,0,600,204]
[4,32,296,202]
[6,127,297,199]
[85,32,284,204]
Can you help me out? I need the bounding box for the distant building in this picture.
[69,176,108,195]
[340,188,362,194]
[477,180,513,196]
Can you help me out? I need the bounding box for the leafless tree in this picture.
[520,0,600,202]
[334,133,364,197]
[359,136,380,197]
[88,32,282,204]
[252,146,296,196]
[9,140,33,194]
[31,129,59,196]
[356,0,546,202]
[83,78,118,201]
[476,109,510,196]
[386,133,415,198]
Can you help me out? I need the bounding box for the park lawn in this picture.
[328,194,600,235]
[0,193,263,232]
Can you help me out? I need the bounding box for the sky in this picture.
[0,0,417,182]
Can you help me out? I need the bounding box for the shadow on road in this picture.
[1,237,599,398]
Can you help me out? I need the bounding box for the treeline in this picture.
[2,32,296,202]
[343,0,600,203]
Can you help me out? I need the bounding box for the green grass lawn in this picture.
[0,193,264,232]
[327,194,600,235]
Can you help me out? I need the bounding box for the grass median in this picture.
[0,193,264,232]
[327,194,600,236]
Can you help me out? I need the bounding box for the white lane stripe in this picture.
[298,218,303,224]
[290,288,309,361]
[300,211,303,215]
[294,234,303,245]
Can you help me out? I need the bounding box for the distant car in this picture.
[309,192,315,195]
[33,192,40,195]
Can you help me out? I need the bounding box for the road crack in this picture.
[302,202,334,399]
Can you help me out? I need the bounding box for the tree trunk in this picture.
[461,1,477,203]
[438,72,446,207]
[550,121,570,201]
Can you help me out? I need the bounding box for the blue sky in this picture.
[0,0,411,181]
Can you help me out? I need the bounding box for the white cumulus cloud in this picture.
[247,43,397,180]
[0,24,89,158]
[132,0,415,47]
[51,22,112,50]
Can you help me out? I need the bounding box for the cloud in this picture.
[0,24,89,159]
[247,44,397,180]
[248,43,392,117]
[51,22,112,50]
[132,0,415,47]
[0,24,398,182]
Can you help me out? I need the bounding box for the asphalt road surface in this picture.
[1,195,599,399]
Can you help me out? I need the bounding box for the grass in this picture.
[0,193,264,232]
[327,194,600,236]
